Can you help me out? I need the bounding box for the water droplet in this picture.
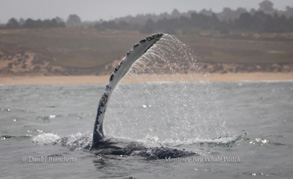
[37,129,43,133]
[49,115,56,119]
[142,105,147,108]
[13,119,16,122]
[255,138,261,142]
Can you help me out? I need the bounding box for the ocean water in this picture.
[0,81,293,179]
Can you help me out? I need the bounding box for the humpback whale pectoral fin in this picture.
[91,33,165,149]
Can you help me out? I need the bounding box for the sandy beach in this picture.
[0,73,292,85]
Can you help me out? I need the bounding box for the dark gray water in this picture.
[0,82,292,179]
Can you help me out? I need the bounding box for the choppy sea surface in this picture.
[0,81,292,179]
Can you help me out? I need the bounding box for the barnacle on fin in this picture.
[133,44,139,49]
[140,39,146,43]
[110,74,114,81]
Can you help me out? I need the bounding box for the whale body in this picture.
[90,33,196,159]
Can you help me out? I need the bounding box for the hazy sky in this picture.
[0,0,292,23]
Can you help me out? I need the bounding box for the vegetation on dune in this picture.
[0,28,292,76]
[0,29,147,75]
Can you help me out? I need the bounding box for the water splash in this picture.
[33,132,92,150]
[104,34,231,144]
[32,133,61,145]
[139,131,245,148]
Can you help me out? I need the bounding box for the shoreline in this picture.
[0,73,293,85]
